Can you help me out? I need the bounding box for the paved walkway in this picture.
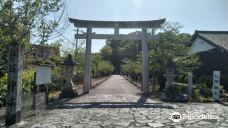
[9,75,228,128]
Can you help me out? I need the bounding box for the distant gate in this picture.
[69,18,165,94]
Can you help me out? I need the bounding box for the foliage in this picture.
[192,88,203,102]
[22,68,35,93]
[148,22,199,84]
[0,0,64,77]
[165,83,188,99]
[52,66,65,90]
[193,83,212,99]
[220,86,224,95]
[221,74,228,91]
[101,37,141,74]
[72,53,85,83]
[100,45,112,60]
[120,59,141,75]
[199,75,213,88]
[97,61,114,75]
[92,54,114,78]
[0,68,35,107]
[174,55,199,82]
[0,74,7,107]
[100,22,199,89]
[73,71,84,83]
[191,83,226,101]
[199,88,212,98]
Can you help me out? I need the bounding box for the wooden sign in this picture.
[35,66,52,85]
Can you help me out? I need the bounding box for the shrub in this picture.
[220,86,224,95]
[165,83,188,99]
[195,83,207,89]
[0,69,35,107]
[194,83,213,98]
[192,88,203,102]
[221,75,228,91]
[72,65,84,83]
[199,88,212,98]
[199,75,213,88]
[22,68,35,93]
[52,66,65,90]
[0,74,7,107]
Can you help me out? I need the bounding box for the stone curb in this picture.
[91,76,112,89]
[122,75,141,89]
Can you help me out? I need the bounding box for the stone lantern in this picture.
[61,54,78,98]
[163,59,177,89]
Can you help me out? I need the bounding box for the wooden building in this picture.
[26,44,60,60]
[189,31,228,89]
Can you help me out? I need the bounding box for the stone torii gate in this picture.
[69,18,165,95]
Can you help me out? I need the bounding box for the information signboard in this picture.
[35,66,52,85]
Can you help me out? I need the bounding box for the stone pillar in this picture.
[5,42,23,126]
[187,72,193,97]
[142,28,149,95]
[83,27,92,94]
[213,71,220,101]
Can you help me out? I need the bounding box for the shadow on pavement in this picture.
[47,94,174,109]
[47,93,87,109]
[55,101,174,109]
[218,102,228,106]
[136,95,148,105]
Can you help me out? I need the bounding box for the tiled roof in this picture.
[192,31,228,51]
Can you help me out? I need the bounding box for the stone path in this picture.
[8,75,228,128]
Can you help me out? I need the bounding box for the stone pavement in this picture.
[9,75,228,128]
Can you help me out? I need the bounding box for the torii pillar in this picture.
[83,27,92,94]
[142,27,149,95]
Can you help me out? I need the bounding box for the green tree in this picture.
[92,53,114,78]
[101,22,199,91]
[100,45,112,60]
[120,59,141,76]
[148,22,199,86]
[0,0,64,77]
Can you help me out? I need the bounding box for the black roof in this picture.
[191,30,228,51]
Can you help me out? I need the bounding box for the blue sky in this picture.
[62,0,228,53]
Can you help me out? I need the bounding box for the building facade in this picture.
[26,44,60,59]
[189,31,228,89]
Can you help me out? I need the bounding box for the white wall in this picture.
[189,37,215,54]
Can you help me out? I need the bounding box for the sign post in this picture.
[35,65,52,105]
[213,71,220,101]
[5,42,23,126]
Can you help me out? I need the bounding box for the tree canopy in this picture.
[0,0,64,77]
[100,22,199,89]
